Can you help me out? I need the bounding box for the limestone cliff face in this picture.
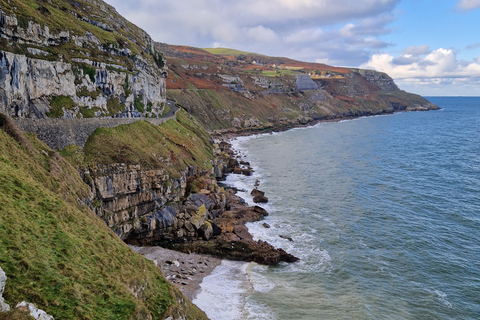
[85,162,228,243]
[0,3,167,119]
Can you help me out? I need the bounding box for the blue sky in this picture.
[104,0,480,96]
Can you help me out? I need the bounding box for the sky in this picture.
[103,0,480,96]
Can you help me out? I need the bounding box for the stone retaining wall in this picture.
[14,113,176,150]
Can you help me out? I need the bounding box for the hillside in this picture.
[156,43,439,132]
[0,115,208,319]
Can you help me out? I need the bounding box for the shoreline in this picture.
[210,106,440,141]
[130,245,222,301]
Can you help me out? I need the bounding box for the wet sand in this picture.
[130,246,222,301]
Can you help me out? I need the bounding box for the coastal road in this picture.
[163,99,179,118]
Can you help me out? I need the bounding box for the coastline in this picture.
[130,106,443,310]
[210,105,441,141]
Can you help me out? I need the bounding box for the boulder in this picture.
[241,168,252,176]
[253,206,268,216]
[0,266,10,312]
[233,225,253,241]
[211,222,222,236]
[198,222,213,240]
[15,301,55,320]
[233,166,242,174]
[279,235,294,242]
[253,194,268,204]
[250,189,265,197]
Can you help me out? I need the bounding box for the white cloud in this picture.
[457,0,480,10]
[104,0,399,66]
[361,48,480,95]
[244,26,279,43]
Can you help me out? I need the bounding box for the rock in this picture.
[263,223,271,228]
[184,221,195,233]
[241,168,252,176]
[211,221,222,236]
[217,232,241,242]
[15,301,55,320]
[166,260,180,267]
[0,266,10,312]
[253,206,268,216]
[233,225,253,241]
[253,194,269,204]
[279,235,294,242]
[233,166,242,174]
[250,189,265,197]
[254,180,260,187]
[198,222,213,240]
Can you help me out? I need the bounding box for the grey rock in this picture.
[15,301,55,320]
[0,266,10,312]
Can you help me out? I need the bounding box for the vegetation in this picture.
[46,95,75,118]
[134,95,145,113]
[0,0,166,73]
[82,65,97,84]
[79,110,213,177]
[203,48,256,56]
[106,97,125,116]
[0,120,207,319]
[79,106,101,118]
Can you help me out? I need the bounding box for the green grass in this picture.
[202,48,256,56]
[46,95,75,118]
[80,110,213,177]
[0,122,208,320]
[106,97,125,116]
[134,95,145,113]
[261,69,299,77]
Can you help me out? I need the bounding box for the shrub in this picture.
[82,65,97,83]
[134,94,145,113]
[46,95,75,118]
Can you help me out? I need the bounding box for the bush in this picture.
[134,94,145,113]
[46,95,75,118]
[82,65,97,83]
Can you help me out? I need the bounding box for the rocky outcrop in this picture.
[15,302,55,320]
[84,140,298,265]
[0,266,9,312]
[0,5,167,120]
[0,267,54,319]
[0,50,167,119]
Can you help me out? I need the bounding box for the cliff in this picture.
[0,115,208,320]
[1,0,167,120]
[157,43,439,132]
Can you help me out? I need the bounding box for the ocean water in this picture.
[193,97,480,319]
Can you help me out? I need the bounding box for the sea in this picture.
[193,97,480,320]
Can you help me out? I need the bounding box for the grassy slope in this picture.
[75,109,213,177]
[0,125,207,319]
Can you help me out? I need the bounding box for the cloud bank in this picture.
[105,0,399,67]
[361,47,480,95]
